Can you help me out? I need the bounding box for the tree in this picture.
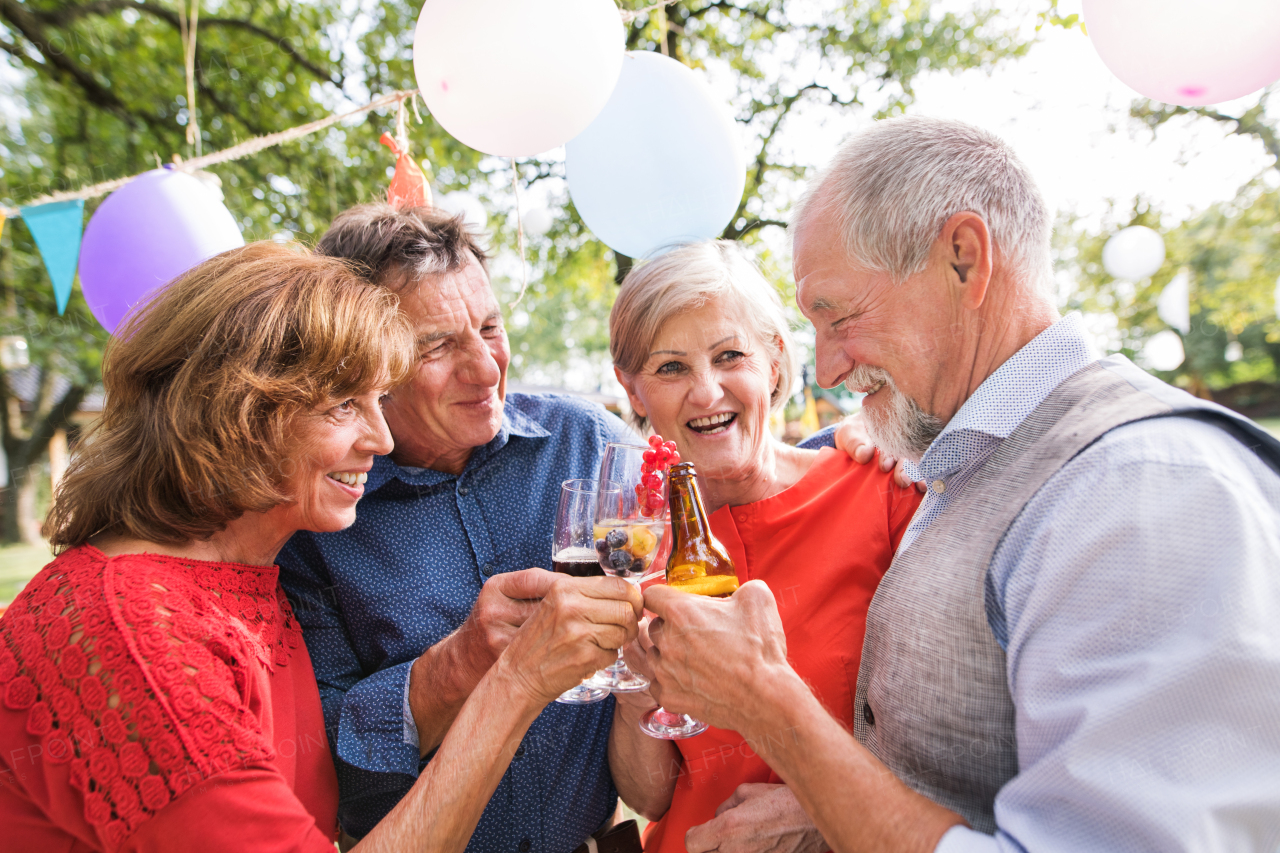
[1059,85,1280,412]
[0,240,97,543]
[1,0,1036,539]
[501,0,1034,380]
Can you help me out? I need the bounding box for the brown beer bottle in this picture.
[665,461,740,598]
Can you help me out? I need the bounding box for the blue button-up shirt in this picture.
[897,315,1280,852]
[278,392,637,852]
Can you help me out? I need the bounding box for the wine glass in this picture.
[636,576,710,739]
[586,443,668,693]
[550,479,613,705]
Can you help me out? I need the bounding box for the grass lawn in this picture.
[0,542,54,605]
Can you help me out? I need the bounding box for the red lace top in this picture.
[0,544,339,852]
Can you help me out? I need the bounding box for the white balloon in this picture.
[437,191,488,229]
[1083,0,1280,106]
[566,52,747,260]
[1142,329,1186,372]
[1103,225,1166,280]
[521,207,555,237]
[1157,269,1191,333]
[414,0,624,157]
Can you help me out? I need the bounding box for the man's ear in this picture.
[941,211,993,310]
[614,365,648,420]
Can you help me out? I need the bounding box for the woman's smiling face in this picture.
[619,298,779,485]
[280,388,395,533]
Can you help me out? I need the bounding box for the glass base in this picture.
[587,660,650,693]
[586,650,650,691]
[639,707,707,739]
[555,682,611,705]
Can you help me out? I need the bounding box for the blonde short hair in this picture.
[46,242,415,550]
[609,241,798,432]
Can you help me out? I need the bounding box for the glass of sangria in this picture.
[587,442,669,692]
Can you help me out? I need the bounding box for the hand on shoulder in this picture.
[834,413,925,492]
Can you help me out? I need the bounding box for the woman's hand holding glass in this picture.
[499,569,643,707]
[588,442,670,693]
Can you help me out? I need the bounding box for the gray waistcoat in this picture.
[853,355,1280,833]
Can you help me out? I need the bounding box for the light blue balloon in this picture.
[566,52,746,260]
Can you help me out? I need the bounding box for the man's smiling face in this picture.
[380,254,511,475]
[792,203,954,460]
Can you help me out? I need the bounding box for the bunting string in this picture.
[1,89,418,218]
[177,0,201,155]
[4,0,679,217]
[2,1,692,322]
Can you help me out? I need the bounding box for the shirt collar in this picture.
[907,312,1095,482]
[365,396,552,492]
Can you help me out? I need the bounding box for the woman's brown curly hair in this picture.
[46,241,415,551]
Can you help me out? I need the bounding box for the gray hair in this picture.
[610,240,798,432]
[793,116,1052,291]
[316,202,489,290]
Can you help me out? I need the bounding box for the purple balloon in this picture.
[78,168,244,333]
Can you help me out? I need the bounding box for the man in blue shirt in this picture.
[278,205,640,852]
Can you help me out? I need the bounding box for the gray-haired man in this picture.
[642,117,1280,852]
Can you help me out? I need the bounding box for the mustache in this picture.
[844,363,894,391]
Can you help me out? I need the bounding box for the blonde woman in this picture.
[606,241,921,852]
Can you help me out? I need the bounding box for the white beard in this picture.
[845,364,943,462]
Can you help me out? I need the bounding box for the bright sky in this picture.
[909,8,1275,228]
[765,0,1276,234]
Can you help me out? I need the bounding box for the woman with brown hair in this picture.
[0,242,639,852]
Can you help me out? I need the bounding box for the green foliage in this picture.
[2,0,1036,395]
[1037,0,1083,33]
[502,202,618,384]
[1060,86,1280,400]
[1059,182,1280,394]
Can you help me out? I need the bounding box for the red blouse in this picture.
[643,448,922,852]
[0,544,339,852]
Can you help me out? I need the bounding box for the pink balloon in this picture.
[78,169,243,334]
[1085,0,1280,105]
[1084,0,1280,106]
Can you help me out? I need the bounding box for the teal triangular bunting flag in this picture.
[21,199,85,315]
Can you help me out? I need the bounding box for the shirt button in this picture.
[457,485,470,496]
[514,744,525,758]
[931,479,946,494]
[519,840,531,853]
[862,702,875,726]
